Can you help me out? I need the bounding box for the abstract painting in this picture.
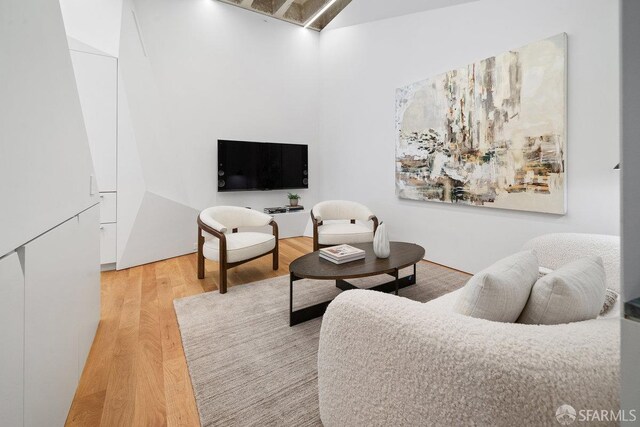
[395,33,567,214]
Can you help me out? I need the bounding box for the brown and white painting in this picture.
[395,33,567,214]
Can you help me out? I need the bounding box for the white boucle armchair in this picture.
[317,233,620,426]
[197,206,278,294]
[311,200,378,251]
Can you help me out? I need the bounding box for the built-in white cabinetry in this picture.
[70,48,118,268]
[100,222,118,265]
[0,205,101,427]
[70,51,117,192]
[75,207,102,374]
[0,252,25,427]
[99,192,117,265]
[99,192,117,223]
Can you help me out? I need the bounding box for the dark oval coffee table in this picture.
[289,242,425,326]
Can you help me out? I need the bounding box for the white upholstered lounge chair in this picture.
[197,206,278,293]
[317,233,620,426]
[311,200,378,251]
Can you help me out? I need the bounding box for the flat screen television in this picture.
[217,140,308,192]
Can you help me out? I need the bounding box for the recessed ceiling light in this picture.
[303,0,338,29]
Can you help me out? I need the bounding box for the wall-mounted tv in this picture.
[217,140,308,192]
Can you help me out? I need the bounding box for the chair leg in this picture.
[273,247,279,271]
[197,231,205,279]
[219,263,227,294]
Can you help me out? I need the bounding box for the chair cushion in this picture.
[518,256,606,325]
[453,250,539,322]
[203,232,275,263]
[317,223,374,245]
[312,200,374,222]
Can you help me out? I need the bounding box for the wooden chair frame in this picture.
[197,217,279,294]
[311,210,378,252]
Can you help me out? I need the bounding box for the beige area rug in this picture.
[173,262,469,427]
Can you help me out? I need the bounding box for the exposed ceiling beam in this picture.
[216,0,352,31]
[301,0,327,23]
[274,0,296,18]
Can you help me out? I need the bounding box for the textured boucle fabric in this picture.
[523,233,620,292]
[318,290,620,427]
[318,233,621,426]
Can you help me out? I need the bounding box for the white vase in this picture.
[373,222,390,258]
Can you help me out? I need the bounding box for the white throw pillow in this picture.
[518,256,606,325]
[453,250,539,322]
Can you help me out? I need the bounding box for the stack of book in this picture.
[319,244,366,264]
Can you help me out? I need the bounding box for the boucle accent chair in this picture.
[317,233,620,426]
[311,200,378,251]
[197,206,278,294]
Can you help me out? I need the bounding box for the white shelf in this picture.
[269,210,310,239]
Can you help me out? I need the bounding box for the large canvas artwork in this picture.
[395,33,567,214]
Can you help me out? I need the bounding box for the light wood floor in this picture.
[65,236,314,427]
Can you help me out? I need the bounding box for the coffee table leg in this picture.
[394,268,399,295]
[289,272,294,327]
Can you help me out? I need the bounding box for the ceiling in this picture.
[217,0,353,31]
[324,0,480,31]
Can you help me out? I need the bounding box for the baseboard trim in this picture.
[101,262,116,272]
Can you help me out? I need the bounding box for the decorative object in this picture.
[319,244,366,264]
[311,200,378,251]
[173,262,467,426]
[288,192,301,206]
[373,222,390,258]
[600,289,619,315]
[395,33,567,214]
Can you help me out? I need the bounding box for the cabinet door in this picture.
[24,206,101,427]
[99,192,117,223]
[0,251,25,427]
[70,51,117,192]
[76,205,101,374]
[24,216,81,427]
[100,222,117,264]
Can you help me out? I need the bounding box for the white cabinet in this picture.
[99,192,117,223]
[23,205,100,427]
[0,252,25,427]
[71,49,118,268]
[76,207,101,374]
[100,222,117,264]
[70,51,117,192]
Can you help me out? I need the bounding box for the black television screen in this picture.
[217,140,308,192]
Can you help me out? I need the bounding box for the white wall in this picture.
[318,0,620,273]
[115,0,321,268]
[59,0,123,57]
[127,0,320,210]
[0,0,98,257]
